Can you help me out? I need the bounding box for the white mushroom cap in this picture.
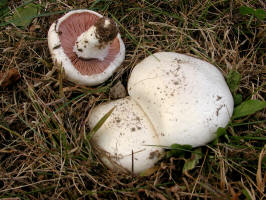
[47,10,125,86]
[128,52,234,147]
[88,97,162,174]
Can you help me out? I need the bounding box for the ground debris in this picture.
[0,68,21,87]
[109,81,127,99]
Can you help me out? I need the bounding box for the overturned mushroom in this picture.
[48,10,125,86]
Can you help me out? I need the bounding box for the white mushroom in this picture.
[128,52,234,147]
[88,52,234,173]
[88,97,162,174]
[48,10,125,86]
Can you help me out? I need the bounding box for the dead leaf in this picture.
[29,24,41,36]
[0,68,21,87]
[0,198,20,200]
[230,193,241,200]
[155,193,167,200]
[256,145,265,194]
[229,184,241,200]
[139,166,159,176]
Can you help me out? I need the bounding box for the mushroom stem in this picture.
[73,17,118,61]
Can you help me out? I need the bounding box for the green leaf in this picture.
[182,148,202,173]
[0,0,8,18]
[0,0,8,9]
[239,6,255,15]
[233,100,266,119]
[6,3,39,28]
[226,70,241,93]
[216,127,227,138]
[87,106,115,140]
[0,0,8,7]
[242,189,252,200]
[255,9,266,20]
[233,93,243,106]
[239,6,266,20]
[212,127,227,145]
[166,143,193,158]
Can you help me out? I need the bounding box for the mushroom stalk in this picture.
[73,26,109,61]
[73,18,118,61]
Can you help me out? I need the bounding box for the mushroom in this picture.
[88,52,234,174]
[48,10,125,86]
[128,52,234,147]
[88,97,162,174]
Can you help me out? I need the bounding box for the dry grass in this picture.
[0,0,265,199]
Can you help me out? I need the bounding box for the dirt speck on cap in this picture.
[216,96,222,101]
[216,104,225,116]
[149,150,160,160]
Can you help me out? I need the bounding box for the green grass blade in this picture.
[87,106,115,140]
